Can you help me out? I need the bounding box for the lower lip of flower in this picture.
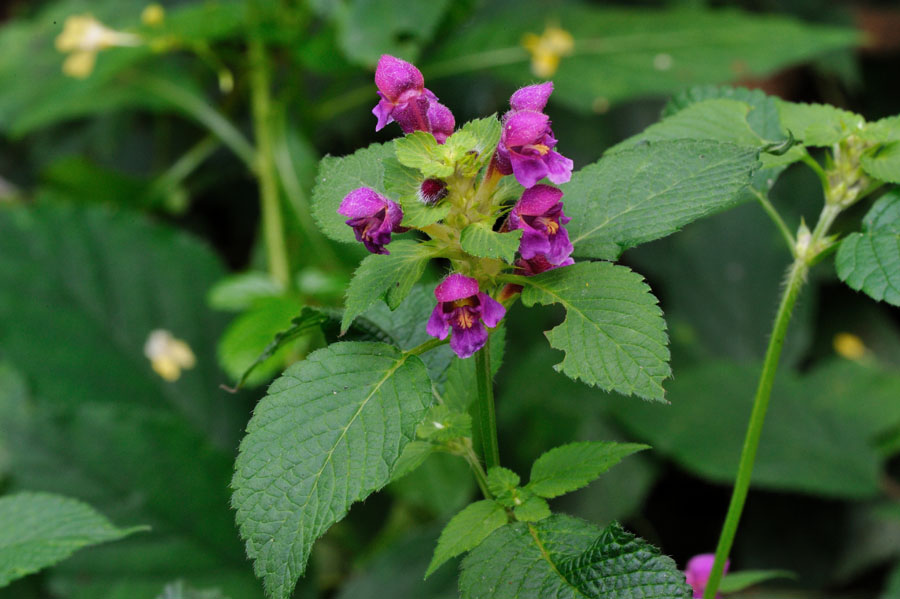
[455,309,476,329]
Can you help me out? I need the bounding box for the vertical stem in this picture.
[473,336,501,471]
[703,258,807,598]
[249,36,291,289]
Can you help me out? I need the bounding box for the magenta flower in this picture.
[372,55,455,143]
[426,274,506,359]
[685,554,729,599]
[338,187,404,255]
[508,184,573,265]
[418,178,448,205]
[494,82,573,188]
[516,254,574,276]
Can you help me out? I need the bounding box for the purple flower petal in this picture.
[510,82,554,112]
[372,96,395,131]
[515,184,564,215]
[434,273,480,303]
[374,55,424,103]
[502,110,550,147]
[518,228,552,260]
[477,293,506,328]
[426,305,450,339]
[508,153,549,188]
[545,225,573,264]
[427,101,455,143]
[449,320,488,358]
[338,188,387,218]
[392,95,431,134]
[546,151,574,184]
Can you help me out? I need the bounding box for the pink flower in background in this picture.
[685,554,729,599]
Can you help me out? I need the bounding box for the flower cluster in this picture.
[336,55,576,358]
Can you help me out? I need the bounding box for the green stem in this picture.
[148,135,219,200]
[249,37,291,289]
[406,337,448,356]
[704,200,841,599]
[474,336,501,471]
[750,188,795,254]
[134,73,256,169]
[703,258,807,598]
[462,442,494,500]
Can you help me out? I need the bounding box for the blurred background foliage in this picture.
[0,0,898,597]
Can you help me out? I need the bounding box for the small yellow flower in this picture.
[141,4,166,27]
[522,25,574,78]
[833,332,867,360]
[144,329,197,382]
[55,14,141,79]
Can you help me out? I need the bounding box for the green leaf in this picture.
[207,272,282,312]
[616,94,801,171]
[718,570,794,593]
[520,262,670,401]
[383,158,452,228]
[0,492,144,587]
[388,452,475,518]
[390,441,435,481]
[360,285,456,382]
[342,241,437,332]
[231,342,434,599]
[562,140,759,260]
[527,441,649,499]
[425,500,508,578]
[429,5,857,113]
[487,467,521,502]
[217,296,307,387]
[227,306,330,390]
[395,132,455,178]
[512,495,551,523]
[459,515,691,599]
[460,223,522,263]
[416,405,472,442]
[862,141,900,184]
[836,191,900,306]
[312,142,395,244]
[776,101,865,146]
[607,360,893,498]
[336,0,451,66]
[447,116,502,176]
[862,115,900,144]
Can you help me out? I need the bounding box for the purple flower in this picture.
[338,187,404,255]
[515,254,574,276]
[418,178,448,205]
[372,55,455,143]
[508,184,573,265]
[426,274,506,359]
[494,82,573,188]
[685,554,729,599]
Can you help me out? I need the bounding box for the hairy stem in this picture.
[751,188,795,254]
[249,37,291,289]
[474,336,501,471]
[704,200,841,599]
[462,443,494,500]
